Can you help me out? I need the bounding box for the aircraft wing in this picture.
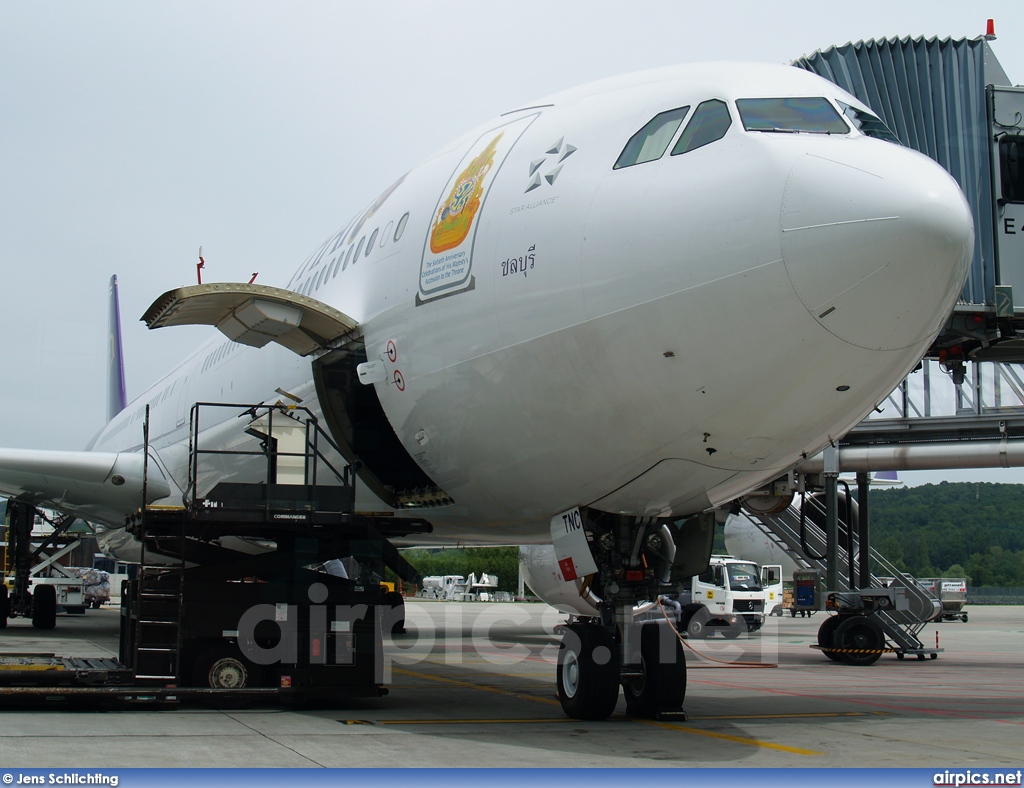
[0,448,171,527]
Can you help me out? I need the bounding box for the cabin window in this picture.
[366,228,378,256]
[613,106,690,169]
[395,212,409,241]
[736,97,849,134]
[671,99,732,155]
[840,103,901,144]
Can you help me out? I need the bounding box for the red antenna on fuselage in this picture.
[197,246,205,284]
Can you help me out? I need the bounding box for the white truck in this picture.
[674,555,783,638]
[418,572,500,601]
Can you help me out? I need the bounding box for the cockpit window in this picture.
[839,102,901,144]
[614,106,690,169]
[736,97,849,134]
[671,99,732,155]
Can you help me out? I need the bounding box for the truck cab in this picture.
[680,556,776,637]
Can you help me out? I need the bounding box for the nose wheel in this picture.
[622,621,686,719]
[556,623,619,720]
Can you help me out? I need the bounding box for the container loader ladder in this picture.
[125,510,186,686]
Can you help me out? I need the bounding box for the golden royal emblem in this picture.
[429,132,503,253]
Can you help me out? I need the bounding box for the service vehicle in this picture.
[674,556,782,637]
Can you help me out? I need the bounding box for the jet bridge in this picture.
[796,33,1024,367]
[733,33,1024,662]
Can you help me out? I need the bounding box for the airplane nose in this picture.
[781,143,974,351]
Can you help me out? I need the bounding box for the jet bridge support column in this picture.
[857,471,871,590]
[824,445,839,593]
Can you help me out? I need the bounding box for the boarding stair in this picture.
[737,495,941,655]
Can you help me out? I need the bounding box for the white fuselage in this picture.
[88,62,973,547]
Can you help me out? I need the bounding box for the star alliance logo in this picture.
[525,137,577,192]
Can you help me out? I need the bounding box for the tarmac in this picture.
[0,600,1020,768]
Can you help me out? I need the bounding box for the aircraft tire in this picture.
[557,623,619,720]
[623,622,685,718]
[31,585,57,630]
[817,615,843,662]
[834,615,884,666]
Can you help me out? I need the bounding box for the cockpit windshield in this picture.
[614,106,690,169]
[839,102,902,144]
[736,97,849,134]
[726,562,762,591]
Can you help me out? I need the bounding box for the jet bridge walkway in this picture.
[737,495,941,661]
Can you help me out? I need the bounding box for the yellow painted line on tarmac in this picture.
[393,671,549,679]
[382,718,575,725]
[382,712,867,726]
[393,666,825,755]
[391,667,560,706]
[689,711,884,721]
[643,719,823,756]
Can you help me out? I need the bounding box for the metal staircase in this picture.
[738,495,941,655]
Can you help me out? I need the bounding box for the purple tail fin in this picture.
[107,275,127,422]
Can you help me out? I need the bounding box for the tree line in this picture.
[865,482,1024,586]
[393,546,521,594]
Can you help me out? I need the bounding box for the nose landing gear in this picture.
[553,510,715,721]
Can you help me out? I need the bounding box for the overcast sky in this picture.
[2,2,1022,488]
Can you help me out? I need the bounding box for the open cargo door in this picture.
[142,283,357,356]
